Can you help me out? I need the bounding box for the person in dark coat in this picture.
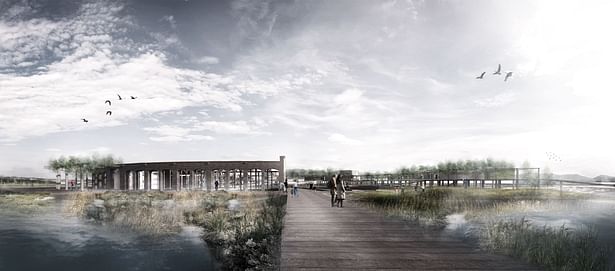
[327,175,337,207]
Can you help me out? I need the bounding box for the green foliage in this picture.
[47,153,122,189]
[286,168,338,180]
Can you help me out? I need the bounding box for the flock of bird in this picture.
[81,94,137,123]
[545,151,563,162]
[476,64,513,81]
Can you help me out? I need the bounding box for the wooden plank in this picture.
[280,190,540,270]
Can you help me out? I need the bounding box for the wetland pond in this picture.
[0,194,216,271]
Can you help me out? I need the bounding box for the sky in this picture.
[0,0,614,178]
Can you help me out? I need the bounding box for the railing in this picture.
[306,176,615,191]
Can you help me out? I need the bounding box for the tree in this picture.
[46,156,69,190]
[542,166,554,186]
[46,153,122,191]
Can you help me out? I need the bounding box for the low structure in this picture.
[93,156,285,191]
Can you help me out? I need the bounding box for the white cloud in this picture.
[144,125,214,142]
[195,120,268,135]
[474,92,517,108]
[328,133,362,146]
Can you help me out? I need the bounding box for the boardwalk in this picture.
[280,190,540,270]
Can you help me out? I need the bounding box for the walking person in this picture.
[327,175,337,207]
[214,180,219,191]
[335,174,346,207]
[293,181,299,197]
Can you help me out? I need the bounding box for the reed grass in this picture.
[65,190,288,269]
[355,188,613,270]
[201,192,287,271]
[481,218,613,271]
[0,193,54,213]
[67,191,232,235]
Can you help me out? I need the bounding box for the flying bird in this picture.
[476,72,486,79]
[493,64,502,75]
[504,72,513,82]
[81,118,88,123]
[106,111,112,116]
[117,94,122,100]
[105,100,111,106]
[130,96,137,99]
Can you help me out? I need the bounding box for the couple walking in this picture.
[327,174,346,207]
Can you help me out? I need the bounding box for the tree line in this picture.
[287,158,521,179]
[46,154,122,190]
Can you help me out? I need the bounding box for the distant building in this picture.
[93,156,286,191]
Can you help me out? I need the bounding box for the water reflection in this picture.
[0,198,216,271]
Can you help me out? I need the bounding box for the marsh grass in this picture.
[355,188,583,227]
[355,188,612,271]
[0,193,54,213]
[481,218,613,271]
[67,191,233,235]
[65,190,288,269]
[201,192,287,271]
[64,192,96,216]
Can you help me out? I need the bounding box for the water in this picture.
[443,194,615,261]
[0,197,217,271]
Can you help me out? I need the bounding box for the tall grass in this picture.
[481,218,613,271]
[66,191,288,269]
[67,191,232,235]
[355,188,612,271]
[0,193,54,214]
[356,188,584,227]
[201,192,287,271]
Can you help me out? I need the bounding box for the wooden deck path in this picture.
[280,189,540,270]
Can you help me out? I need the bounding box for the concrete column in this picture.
[205,169,212,192]
[113,169,120,190]
[278,156,286,190]
[261,169,266,191]
[159,170,164,191]
[144,170,150,191]
[239,169,244,191]
[176,170,181,191]
[190,170,196,190]
[224,170,229,191]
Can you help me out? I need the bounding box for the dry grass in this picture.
[481,218,613,271]
[0,193,54,214]
[66,191,232,235]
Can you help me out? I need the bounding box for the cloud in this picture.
[328,133,362,146]
[0,2,282,143]
[474,92,517,108]
[194,56,219,64]
[143,116,269,142]
[161,15,176,29]
[144,125,214,142]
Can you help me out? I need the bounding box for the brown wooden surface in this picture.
[280,189,540,271]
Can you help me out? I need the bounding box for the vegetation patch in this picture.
[481,218,612,271]
[0,193,54,214]
[200,192,287,271]
[66,190,287,270]
[66,191,232,235]
[355,188,612,270]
